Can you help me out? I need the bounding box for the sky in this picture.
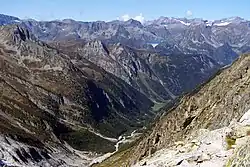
[1,0,250,22]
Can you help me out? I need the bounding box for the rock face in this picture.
[0,135,93,167]
[130,53,250,164]
[0,25,155,166]
[133,110,250,167]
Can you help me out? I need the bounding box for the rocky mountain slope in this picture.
[94,53,250,167]
[134,53,250,160]
[133,109,250,167]
[0,25,155,166]
[52,40,219,102]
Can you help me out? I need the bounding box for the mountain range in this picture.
[0,13,250,167]
[2,14,250,65]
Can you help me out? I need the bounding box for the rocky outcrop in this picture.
[0,134,94,167]
[133,109,250,167]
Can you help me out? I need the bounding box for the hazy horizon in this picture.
[1,0,250,22]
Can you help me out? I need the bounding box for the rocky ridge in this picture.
[133,109,250,167]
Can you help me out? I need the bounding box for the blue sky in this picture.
[1,0,250,22]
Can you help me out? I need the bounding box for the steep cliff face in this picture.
[0,25,154,166]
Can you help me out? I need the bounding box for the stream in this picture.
[89,129,141,166]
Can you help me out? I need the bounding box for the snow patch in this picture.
[151,43,158,48]
[147,43,159,48]
[208,60,215,68]
[200,32,219,48]
[103,91,112,103]
[214,22,231,26]
[119,99,125,108]
[179,20,191,26]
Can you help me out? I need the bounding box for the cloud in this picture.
[119,13,145,23]
[121,14,130,21]
[186,10,193,17]
[134,13,145,23]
